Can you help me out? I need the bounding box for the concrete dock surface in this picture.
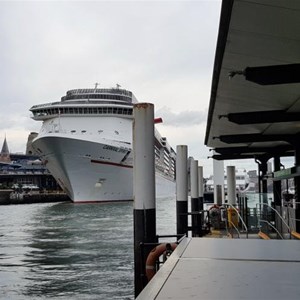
[137,237,300,299]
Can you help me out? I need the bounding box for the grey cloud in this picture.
[156,107,207,127]
[0,1,221,156]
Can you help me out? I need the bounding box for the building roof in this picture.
[1,136,9,155]
[205,0,300,161]
[0,136,11,163]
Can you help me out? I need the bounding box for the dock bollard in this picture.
[176,145,188,238]
[133,103,156,298]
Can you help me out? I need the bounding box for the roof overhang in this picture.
[205,0,300,161]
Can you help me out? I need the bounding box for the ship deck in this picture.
[137,237,300,299]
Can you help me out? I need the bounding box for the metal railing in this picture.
[223,204,248,239]
[256,202,291,239]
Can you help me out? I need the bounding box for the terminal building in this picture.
[0,133,61,192]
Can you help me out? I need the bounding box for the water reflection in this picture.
[21,202,134,299]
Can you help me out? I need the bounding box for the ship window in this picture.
[113,108,118,113]
[103,108,107,114]
[117,108,123,114]
[71,130,76,133]
[78,108,82,114]
[98,108,103,114]
[93,108,97,114]
[74,108,78,114]
[115,130,119,135]
[108,108,112,114]
[98,130,103,133]
[81,130,87,133]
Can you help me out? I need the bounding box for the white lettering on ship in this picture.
[103,145,127,153]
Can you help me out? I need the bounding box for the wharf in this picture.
[0,190,71,205]
[137,237,300,299]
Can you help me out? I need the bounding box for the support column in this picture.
[257,157,269,231]
[176,145,188,238]
[273,156,282,234]
[198,166,204,211]
[133,103,156,297]
[227,166,236,205]
[294,145,300,232]
[213,156,224,205]
[273,156,282,206]
[191,159,200,236]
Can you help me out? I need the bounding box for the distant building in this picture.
[0,136,11,163]
[0,135,61,191]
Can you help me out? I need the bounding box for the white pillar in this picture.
[198,166,204,198]
[198,166,204,210]
[227,166,236,205]
[133,103,156,297]
[133,103,156,209]
[190,159,199,200]
[176,145,188,201]
[176,145,188,236]
[213,156,224,205]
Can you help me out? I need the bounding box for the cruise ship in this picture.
[29,87,176,203]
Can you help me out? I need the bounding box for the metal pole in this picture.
[198,166,204,211]
[191,159,200,236]
[176,145,188,238]
[227,166,236,205]
[133,103,156,297]
[213,155,224,205]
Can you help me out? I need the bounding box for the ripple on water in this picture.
[0,197,175,299]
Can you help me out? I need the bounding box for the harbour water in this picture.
[0,197,176,299]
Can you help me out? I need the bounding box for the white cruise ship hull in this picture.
[33,134,175,203]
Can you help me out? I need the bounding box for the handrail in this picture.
[224,204,248,238]
[256,202,291,238]
[259,220,284,239]
[283,201,300,222]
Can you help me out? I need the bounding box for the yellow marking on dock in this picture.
[258,231,271,240]
[291,230,300,239]
[206,229,231,239]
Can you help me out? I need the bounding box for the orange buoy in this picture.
[145,243,177,281]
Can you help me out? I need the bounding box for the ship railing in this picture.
[66,88,132,97]
[31,100,133,110]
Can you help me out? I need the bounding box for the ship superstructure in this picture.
[30,87,175,202]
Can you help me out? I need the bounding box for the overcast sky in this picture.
[0,0,271,176]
